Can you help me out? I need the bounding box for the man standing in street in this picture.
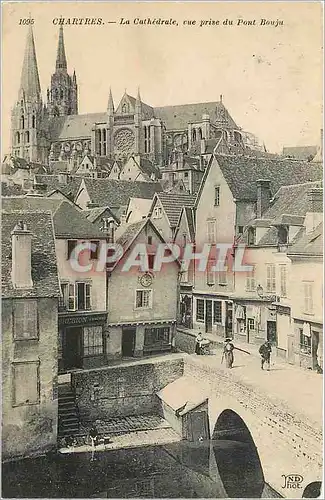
[259,340,272,370]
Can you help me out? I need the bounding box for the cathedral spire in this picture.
[107,87,114,113]
[135,87,141,114]
[19,25,41,101]
[56,26,67,72]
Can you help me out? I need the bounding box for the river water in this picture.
[2,439,265,498]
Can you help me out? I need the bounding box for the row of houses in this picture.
[147,153,323,372]
[2,148,323,460]
[2,191,180,459]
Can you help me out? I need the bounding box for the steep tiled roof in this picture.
[82,178,162,209]
[49,161,70,174]
[184,207,196,242]
[263,181,323,220]
[2,211,60,299]
[34,174,83,199]
[282,146,317,161]
[288,223,323,257]
[1,183,25,197]
[157,192,196,226]
[215,155,323,201]
[85,206,119,224]
[116,220,146,248]
[2,197,106,239]
[136,157,161,179]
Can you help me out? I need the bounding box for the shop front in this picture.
[107,320,177,358]
[192,294,232,338]
[58,311,108,373]
[233,299,276,346]
[293,319,323,372]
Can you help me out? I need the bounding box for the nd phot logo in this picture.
[282,474,303,489]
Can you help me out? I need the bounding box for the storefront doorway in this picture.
[122,328,136,357]
[64,327,82,370]
[267,321,277,345]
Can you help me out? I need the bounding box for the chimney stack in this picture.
[11,221,33,289]
[256,179,271,218]
[58,172,68,184]
[305,188,323,234]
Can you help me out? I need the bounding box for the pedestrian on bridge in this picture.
[221,338,251,368]
[259,340,272,370]
[222,338,235,368]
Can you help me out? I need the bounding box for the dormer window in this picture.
[278,226,288,245]
[247,227,256,246]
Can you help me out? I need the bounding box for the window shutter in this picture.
[25,300,38,339]
[13,362,39,405]
[85,283,91,310]
[68,284,76,310]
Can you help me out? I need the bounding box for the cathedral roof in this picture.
[154,100,238,131]
[50,99,239,142]
[50,113,106,141]
[19,26,41,101]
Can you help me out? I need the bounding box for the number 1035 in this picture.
[19,19,34,25]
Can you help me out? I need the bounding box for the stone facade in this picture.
[2,297,59,460]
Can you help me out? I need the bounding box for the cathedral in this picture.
[10,26,253,169]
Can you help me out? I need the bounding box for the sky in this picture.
[2,1,323,154]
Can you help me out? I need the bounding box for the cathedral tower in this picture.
[47,26,78,117]
[11,25,48,163]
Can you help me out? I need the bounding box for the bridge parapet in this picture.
[184,356,322,498]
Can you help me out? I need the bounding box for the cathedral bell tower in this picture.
[11,25,48,163]
[47,26,78,117]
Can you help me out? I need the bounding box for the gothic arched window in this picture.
[32,114,36,128]
[122,103,128,114]
[25,131,30,143]
[198,128,203,141]
[16,132,20,145]
[20,115,25,129]
[192,129,197,142]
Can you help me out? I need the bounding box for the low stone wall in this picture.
[72,356,184,422]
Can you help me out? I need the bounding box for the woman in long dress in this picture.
[223,338,235,368]
[195,332,203,355]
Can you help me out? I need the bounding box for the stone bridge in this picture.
[184,356,322,499]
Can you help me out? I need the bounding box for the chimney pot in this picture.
[11,221,33,289]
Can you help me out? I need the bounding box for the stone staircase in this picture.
[58,384,80,438]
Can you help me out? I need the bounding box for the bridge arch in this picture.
[211,408,264,498]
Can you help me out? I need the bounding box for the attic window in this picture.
[148,236,153,245]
